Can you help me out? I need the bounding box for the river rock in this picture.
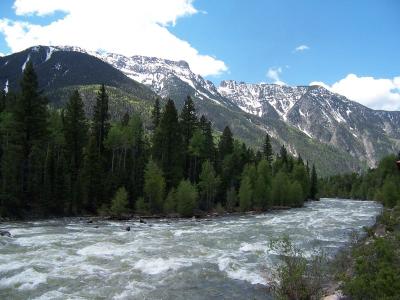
[374,224,386,237]
[323,290,346,300]
[125,226,131,231]
[0,230,11,237]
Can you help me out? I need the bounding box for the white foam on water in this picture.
[33,290,65,300]
[0,260,25,272]
[239,242,267,253]
[77,242,133,258]
[0,268,47,290]
[134,257,193,275]
[112,280,155,299]
[217,256,265,285]
[173,229,197,237]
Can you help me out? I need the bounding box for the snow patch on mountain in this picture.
[4,80,8,93]
[21,54,30,72]
[45,46,56,62]
[218,80,308,120]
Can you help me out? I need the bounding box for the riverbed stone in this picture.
[0,230,11,237]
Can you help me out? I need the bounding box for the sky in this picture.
[0,0,399,110]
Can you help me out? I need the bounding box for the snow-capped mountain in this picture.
[2,45,399,172]
[52,46,235,109]
[218,80,308,119]
[219,80,400,166]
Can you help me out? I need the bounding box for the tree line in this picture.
[319,153,400,208]
[0,62,318,218]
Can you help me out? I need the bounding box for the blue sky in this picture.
[0,0,399,109]
[170,0,400,85]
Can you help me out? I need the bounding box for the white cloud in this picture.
[294,44,309,52]
[310,74,400,111]
[0,0,227,76]
[266,67,285,85]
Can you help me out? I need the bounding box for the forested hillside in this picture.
[0,63,318,218]
[320,153,400,207]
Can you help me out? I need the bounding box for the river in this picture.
[0,198,382,299]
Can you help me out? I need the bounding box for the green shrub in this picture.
[268,236,327,300]
[110,187,129,216]
[176,180,198,217]
[135,197,149,215]
[343,237,400,300]
[163,188,177,214]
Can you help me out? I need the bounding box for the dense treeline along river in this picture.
[0,199,381,299]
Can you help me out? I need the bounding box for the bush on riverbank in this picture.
[110,187,129,216]
[340,206,400,300]
[267,236,328,300]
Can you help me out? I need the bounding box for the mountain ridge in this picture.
[1,45,399,173]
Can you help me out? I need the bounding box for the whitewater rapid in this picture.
[0,199,381,299]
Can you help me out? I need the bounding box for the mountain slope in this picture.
[0,46,383,175]
[0,46,156,106]
[219,81,400,167]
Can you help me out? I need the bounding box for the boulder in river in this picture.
[0,230,11,237]
[125,226,131,231]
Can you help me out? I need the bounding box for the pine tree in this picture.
[180,96,198,178]
[279,145,288,164]
[263,134,273,166]
[199,115,216,164]
[42,112,68,215]
[309,164,318,200]
[292,163,310,201]
[81,136,104,213]
[13,61,49,211]
[152,99,183,188]
[180,96,198,147]
[218,126,234,160]
[127,114,147,207]
[0,111,20,216]
[63,90,88,213]
[151,98,161,129]
[93,84,110,155]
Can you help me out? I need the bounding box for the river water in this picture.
[0,198,381,299]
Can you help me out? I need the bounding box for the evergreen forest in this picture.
[0,63,318,218]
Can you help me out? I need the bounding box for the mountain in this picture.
[0,46,157,113]
[218,81,400,167]
[2,45,396,175]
